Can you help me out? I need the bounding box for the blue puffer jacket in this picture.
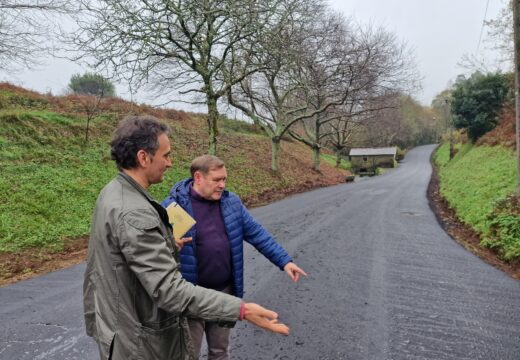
[161,179,292,298]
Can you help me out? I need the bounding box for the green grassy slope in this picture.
[0,84,347,253]
[433,142,518,260]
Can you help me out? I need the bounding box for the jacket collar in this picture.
[118,171,156,203]
[118,171,172,230]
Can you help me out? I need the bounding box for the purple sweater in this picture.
[189,187,232,291]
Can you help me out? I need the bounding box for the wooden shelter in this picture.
[349,147,397,175]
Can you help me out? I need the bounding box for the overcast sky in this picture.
[0,0,508,110]
[329,0,507,104]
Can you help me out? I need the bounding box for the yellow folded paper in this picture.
[166,202,196,240]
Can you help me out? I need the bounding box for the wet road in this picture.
[1,145,519,359]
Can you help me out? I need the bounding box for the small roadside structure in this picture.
[349,147,397,175]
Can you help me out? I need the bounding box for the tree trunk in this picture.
[85,116,91,144]
[312,144,321,171]
[271,136,281,172]
[207,96,219,155]
[313,119,321,171]
[335,151,342,168]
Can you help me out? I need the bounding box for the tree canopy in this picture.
[450,72,512,142]
[68,72,115,97]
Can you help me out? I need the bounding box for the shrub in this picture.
[481,194,520,262]
[68,73,116,97]
[450,72,512,142]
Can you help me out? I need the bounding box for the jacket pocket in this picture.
[137,316,192,360]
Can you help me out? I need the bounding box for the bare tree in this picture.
[287,11,357,171]
[70,93,104,144]
[71,0,277,154]
[322,106,363,167]
[459,1,513,72]
[320,92,400,166]
[0,0,73,70]
[289,21,418,171]
[227,2,375,172]
[485,0,513,66]
[352,93,402,147]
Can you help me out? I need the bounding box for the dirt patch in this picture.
[0,236,89,287]
[427,153,520,281]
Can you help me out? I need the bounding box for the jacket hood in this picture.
[170,178,192,198]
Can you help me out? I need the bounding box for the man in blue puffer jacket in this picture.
[162,154,306,360]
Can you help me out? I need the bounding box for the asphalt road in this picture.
[1,145,519,360]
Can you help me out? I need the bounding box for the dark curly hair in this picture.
[110,115,171,170]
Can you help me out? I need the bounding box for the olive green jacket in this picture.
[84,172,241,360]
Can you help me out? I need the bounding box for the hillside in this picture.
[430,110,519,279]
[0,83,350,285]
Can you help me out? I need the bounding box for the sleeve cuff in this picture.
[239,301,246,321]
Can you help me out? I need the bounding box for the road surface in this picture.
[1,145,519,359]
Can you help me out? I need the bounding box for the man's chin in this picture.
[152,175,166,185]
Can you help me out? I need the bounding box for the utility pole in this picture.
[444,98,454,160]
[514,0,520,193]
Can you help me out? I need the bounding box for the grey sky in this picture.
[328,0,507,104]
[0,0,507,110]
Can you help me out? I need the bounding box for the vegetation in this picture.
[0,111,115,252]
[433,142,518,260]
[70,0,418,161]
[0,83,347,253]
[68,73,116,97]
[71,0,306,155]
[350,94,442,152]
[320,153,351,171]
[396,95,440,147]
[482,194,520,261]
[450,72,512,142]
[4,0,423,170]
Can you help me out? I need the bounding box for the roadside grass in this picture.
[375,167,387,175]
[320,153,351,171]
[433,142,518,260]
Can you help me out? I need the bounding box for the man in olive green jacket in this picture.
[84,115,289,360]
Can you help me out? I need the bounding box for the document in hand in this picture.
[165,202,196,240]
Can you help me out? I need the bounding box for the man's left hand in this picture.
[284,262,307,282]
[175,237,192,250]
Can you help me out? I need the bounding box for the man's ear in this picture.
[136,149,149,168]
[193,170,202,184]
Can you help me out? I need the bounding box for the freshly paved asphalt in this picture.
[1,145,519,359]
